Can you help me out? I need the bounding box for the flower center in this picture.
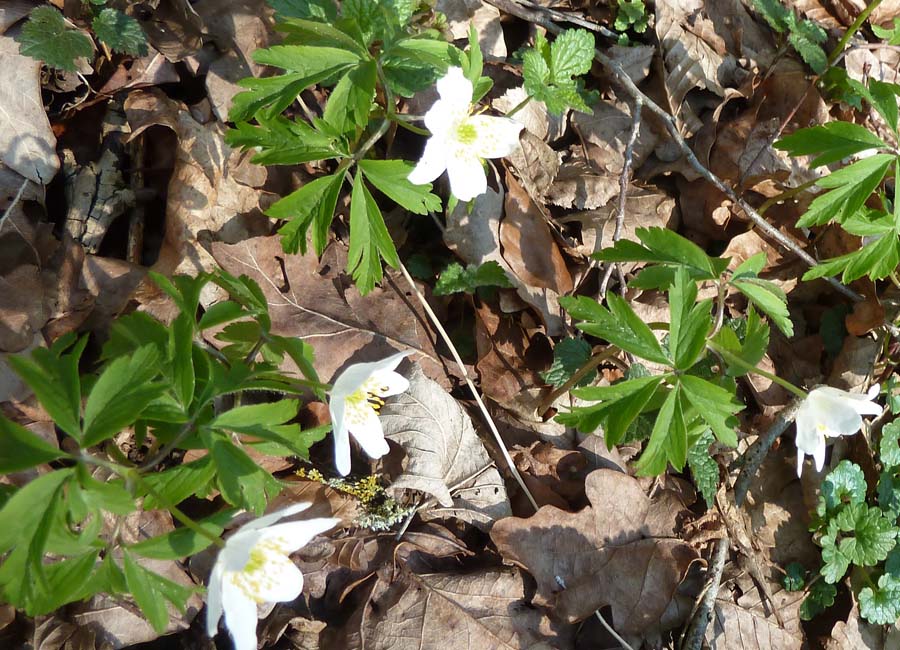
[816,422,828,433]
[228,539,284,602]
[455,120,478,145]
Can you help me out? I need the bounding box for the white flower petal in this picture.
[205,561,225,637]
[365,370,410,398]
[408,138,448,186]
[348,406,390,459]
[240,502,311,534]
[469,115,523,159]
[446,153,487,201]
[231,550,305,603]
[812,437,827,471]
[331,350,413,398]
[436,67,473,110]
[331,398,352,476]
[221,580,259,650]
[423,98,467,140]
[260,517,340,554]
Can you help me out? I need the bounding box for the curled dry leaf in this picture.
[361,567,569,650]
[0,26,59,184]
[380,365,512,528]
[435,0,506,60]
[209,235,453,387]
[124,89,270,278]
[490,469,700,634]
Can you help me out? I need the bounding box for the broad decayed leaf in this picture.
[491,469,699,633]
[380,366,511,528]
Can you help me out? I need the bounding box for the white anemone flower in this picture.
[408,66,523,201]
[329,350,412,476]
[206,503,339,650]
[795,384,881,477]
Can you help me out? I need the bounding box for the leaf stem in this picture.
[536,346,618,416]
[504,94,532,118]
[707,341,808,399]
[828,0,884,66]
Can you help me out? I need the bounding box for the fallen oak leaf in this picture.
[490,468,700,635]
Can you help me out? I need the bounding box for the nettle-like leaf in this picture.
[882,421,900,470]
[824,503,898,579]
[614,0,648,33]
[433,261,513,296]
[687,429,718,507]
[522,29,595,115]
[16,6,93,72]
[859,573,900,625]
[92,8,148,56]
[798,154,894,227]
[541,338,595,389]
[785,12,827,73]
[799,581,836,620]
[782,562,807,592]
[818,460,867,518]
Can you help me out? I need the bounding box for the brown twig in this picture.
[600,96,643,298]
[681,536,729,650]
[482,0,862,303]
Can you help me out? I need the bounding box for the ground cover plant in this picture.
[5,0,900,648]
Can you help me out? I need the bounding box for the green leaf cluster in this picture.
[433,261,513,296]
[17,4,147,71]
[541,338,596,389]
[750,0,827,73]
[775,79,900,283]
[614,0,649,35]
[0,270,325,625]
[227,5,474,293]
[686,429,719,507]
[522,29,597,115]
[558,262,748,475]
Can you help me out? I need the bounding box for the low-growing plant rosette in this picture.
[408,67,523,202]
[206,503,339,650]
[794,384,882,477]
[328,350,413,476]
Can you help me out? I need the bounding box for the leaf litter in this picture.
[7,0,900,648]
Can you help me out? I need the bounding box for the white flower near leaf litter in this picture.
[206,503,338,650]
[408,66,523,201]
[795,384,881,477]
[329,350,412,476]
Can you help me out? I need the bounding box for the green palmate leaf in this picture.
[731,278,793,336]
[787,20,827,73]
[0,469,73,555]
[679,375,741,447]
[227,116,341,166]
[92,8,148,56]
[803,232,900,282]
[253,44,358,72]
[266,335,319,387]
[268,172,345,255]
[208,435,281,514]
[775,122,888,167]
[123,552,173,634]
[596,227,725,283]
[142,457,216,509]
[0,416,66,473]
[25,551,100,616]
[211,399,299,430]
[874,18,900,45]
[867,80,900,133]
[859,573,900,625]
[564,375,665,439]
[462,25,483,84]
[713,308,769,375]
[198,300,246,330]
[277,17,369,55]
[541,338,594,389]
[348,168,400,294]
[882,421,900,470]
[268,0,338,21]
[668,267,713,370]
[82,345,165,447]
[169,315,195,409]
[322,60,377,133]
[16,7,94,72]
[797,154,894,227]
[800,581,836,620]
[433,261,513,296]
[635,385,682,475]
[562,294,671,366]
[9,336,87,440]
[129,511,234,560]
[818,460,867,518]
[687,429,719,507]
[358,159,441,214]
[381,38,454,96]
[833,503,898,567]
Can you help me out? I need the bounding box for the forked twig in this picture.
[681,536,729,650]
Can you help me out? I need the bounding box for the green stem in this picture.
[828,0,884,66]
[757,178,819,216]
[504,94,532,118]
[536,347,619,415]
[708,341,808,398]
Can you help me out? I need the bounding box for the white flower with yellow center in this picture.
[206,503,338,650]
[408,66,523,202]
[795,384,881,477]
[329,350,412,476]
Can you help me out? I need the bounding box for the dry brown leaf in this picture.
[124,89,271,278]
[571,99,658,177]
[381,365,512,528]
[0,265,46,352]
[435,0,506,60]
[361,567,568,650]
[445,187,569,335]
[846,297,886,336]
[490,469,700,633]
[505,130,561,199]
[492,86,567,142]
[208,234,453,387]
[545,152,619,210]
[0,1,36,34]
[826,603,900,649]
[0,26,59,184]
[707,574,805,649]
[129,0,203,62]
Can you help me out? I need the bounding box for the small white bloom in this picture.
[206,503,338,650]
[329,350,412,476]
[795,384,881,477]
[408,66,523,201]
